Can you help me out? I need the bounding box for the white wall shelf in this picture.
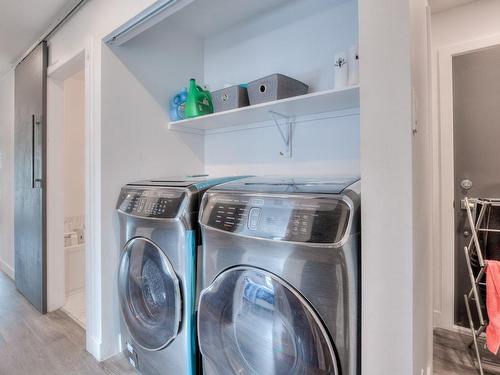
[168,86,360,134]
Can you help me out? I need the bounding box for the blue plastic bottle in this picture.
[169,87,188,121]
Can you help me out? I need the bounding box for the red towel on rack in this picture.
[486,260,500,354]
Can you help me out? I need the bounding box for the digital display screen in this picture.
[202,194,351,244]
[117,188,185,218]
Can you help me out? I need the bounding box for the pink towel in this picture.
[486,260,500,354]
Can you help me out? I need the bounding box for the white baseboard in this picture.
[66,287,85,297]
[452,324,485,337]
[435,320,485,338]
[61,305,86,329]
[85,333,121,362]
[0,259,14,279]
[99,336,122,362]
[86,333,103,361]
[86,335,122,363]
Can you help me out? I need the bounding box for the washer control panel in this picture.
[116,187,185,218]
[201,193,351,244]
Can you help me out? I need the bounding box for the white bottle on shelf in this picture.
[348,44,359,86]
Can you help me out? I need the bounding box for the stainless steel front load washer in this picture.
[116,176,245,375]
[197,176,361,375]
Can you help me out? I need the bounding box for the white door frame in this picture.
[434,33,500,330]
[46,37,102,359]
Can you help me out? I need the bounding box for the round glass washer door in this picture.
[198,267,339,375]
[118,237,181,351]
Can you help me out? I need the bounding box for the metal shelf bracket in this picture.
[269,110,293,158]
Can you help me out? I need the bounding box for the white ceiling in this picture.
[0,0,77,78]
[429,0,478,13]
[0,0,481,78]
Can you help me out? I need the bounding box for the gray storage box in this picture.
[247,74,309,105]
[212,85,249,113]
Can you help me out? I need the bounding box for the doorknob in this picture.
[461,179,473,190]
[464,230,471,237]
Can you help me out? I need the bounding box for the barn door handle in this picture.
[31,114,42,189]
[31,115,35,188]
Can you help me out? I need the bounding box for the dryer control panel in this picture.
[116,188,185,218]
[201,193,351,244]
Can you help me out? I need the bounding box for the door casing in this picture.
[452,46,500,326]
[434,33,500,331]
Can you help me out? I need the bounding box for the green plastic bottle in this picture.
[184,78,214,119]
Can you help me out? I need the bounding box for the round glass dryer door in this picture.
[118,237,181,351]
[198,267,338,375]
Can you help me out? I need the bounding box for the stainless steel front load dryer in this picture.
[197,176,361,375]
[116,176,245,375]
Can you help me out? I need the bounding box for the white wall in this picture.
[36,0,158,361]
[109,0,360,178]
[0,0,162,359]
[106,10,205,122]
[0,71,14,278]
[100,44,204,358]
[203,0,357,93]
[63,73,85,220]
[411,0,434,374]
[432,0,500,48]
[203,0,359,177]
[204,113,359,176]
[46,1,156,70]
[431,0,500,328]
[359,0,433,373]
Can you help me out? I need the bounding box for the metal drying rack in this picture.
[463,197,500,375]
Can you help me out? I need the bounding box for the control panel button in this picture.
[248,207,261,230]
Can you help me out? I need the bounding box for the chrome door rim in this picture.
[118,237,182,351]
[198,265,339,374]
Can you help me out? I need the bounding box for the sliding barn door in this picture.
[14,42,48,313]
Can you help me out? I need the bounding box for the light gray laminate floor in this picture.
[434,328,500,375]
[0,270,135,375]
[7,265,500,375]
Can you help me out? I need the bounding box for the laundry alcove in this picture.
[99,0,362,368]
[102,0,360,178]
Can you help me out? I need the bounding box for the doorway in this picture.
[46,50,89,330]
[435,35,500,331]
[60,69,86,327]
[452,45,500,327]
[432,34,500,375]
